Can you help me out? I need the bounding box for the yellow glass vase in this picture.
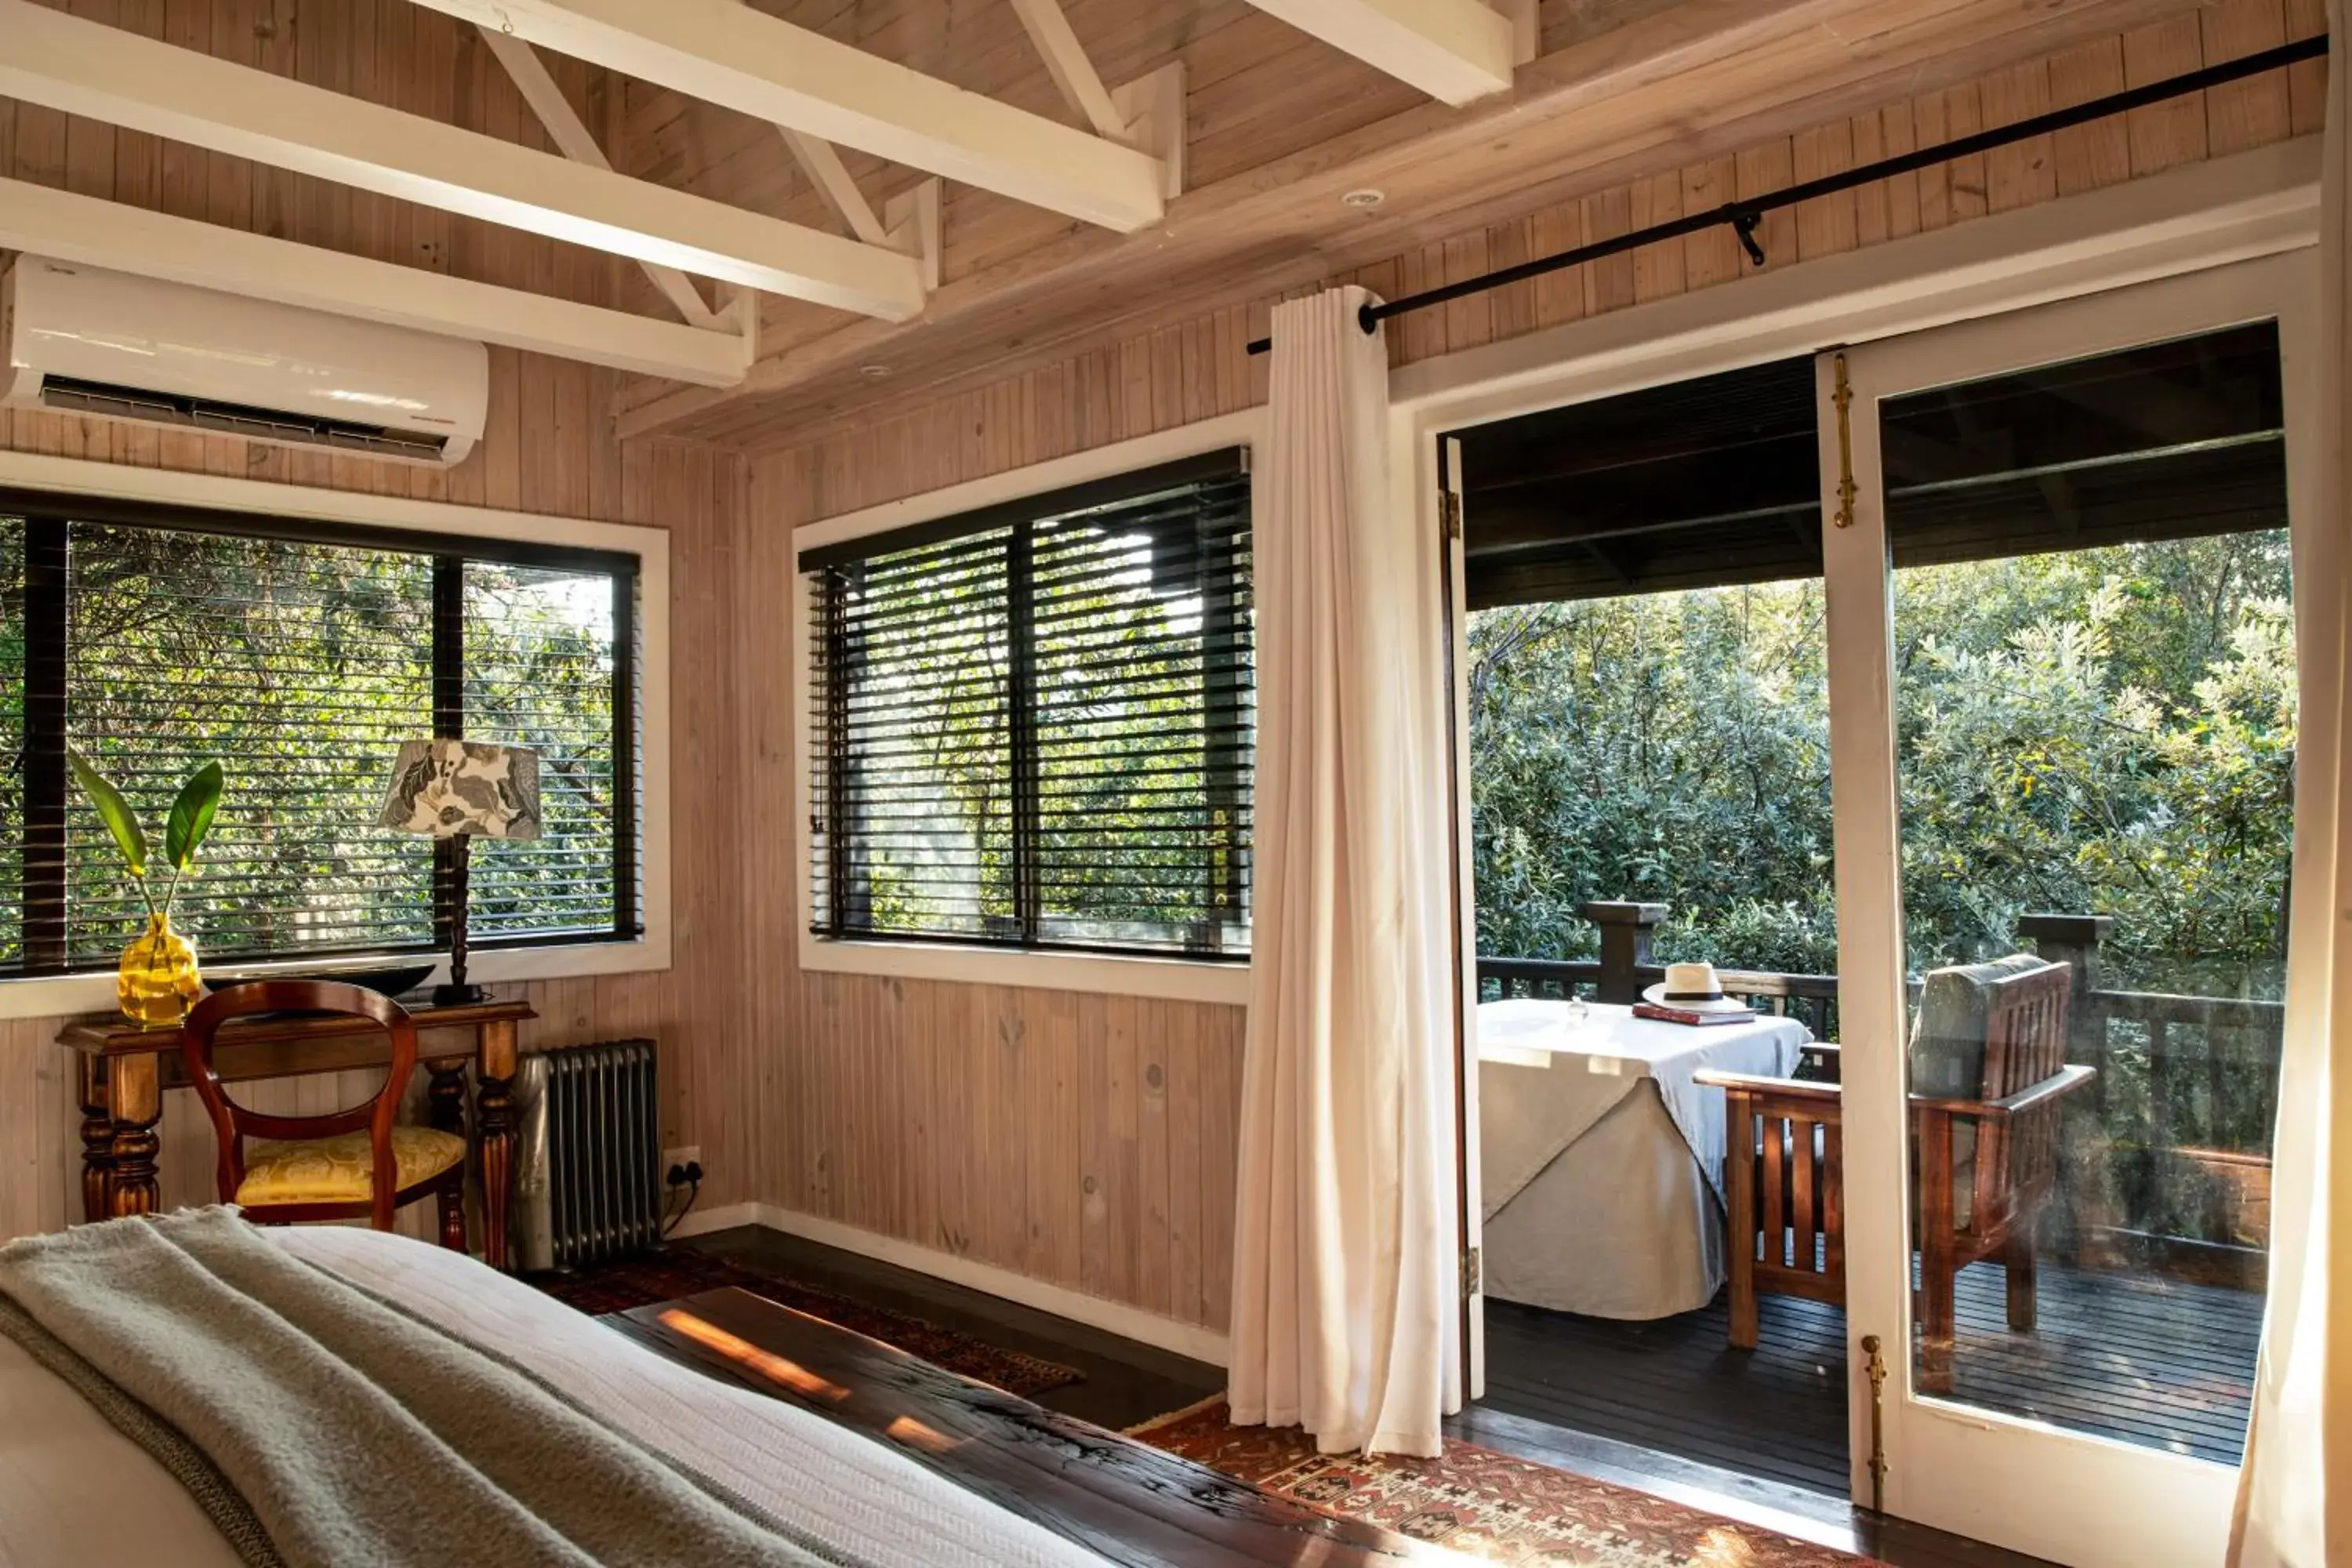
[119,913,201,1028]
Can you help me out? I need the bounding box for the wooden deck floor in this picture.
[1480,1258,2262,1497]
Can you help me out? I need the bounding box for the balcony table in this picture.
[57,997,535,1269]
[1478,998,1808,1319]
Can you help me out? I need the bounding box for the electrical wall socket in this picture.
[663,1145,701,1174]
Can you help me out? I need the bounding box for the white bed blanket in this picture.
[0,1224,1110,1568]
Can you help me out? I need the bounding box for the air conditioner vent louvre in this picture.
[39,374,449,461]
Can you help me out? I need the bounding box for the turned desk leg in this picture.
[76,1054,112,1224]
[106,1054,162,1218]
[426,1062,469,1138]
[476,1019,519,1270]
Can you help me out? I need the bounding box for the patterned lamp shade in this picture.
[379,739,542,841]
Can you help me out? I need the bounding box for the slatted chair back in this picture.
[1969,960,2073,1230]
[1715,1068,1846,1351]
[180,981,420,1232]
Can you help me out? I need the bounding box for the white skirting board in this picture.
[665,1202,1234,1368]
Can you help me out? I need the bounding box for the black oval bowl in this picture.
[202,964,437,1003]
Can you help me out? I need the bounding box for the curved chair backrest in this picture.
[180,981,420,1230]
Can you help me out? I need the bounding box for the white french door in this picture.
[1819,253,2323,1566]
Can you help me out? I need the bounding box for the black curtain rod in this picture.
[1244,33,2328,355]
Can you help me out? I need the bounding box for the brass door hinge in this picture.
[1439,488,1464,542]
[1461,1245,1482,1299]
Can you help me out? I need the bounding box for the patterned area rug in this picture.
[1132,1400,1880,1567]
[530,1246,1084,1399]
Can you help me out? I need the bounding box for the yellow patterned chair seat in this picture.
[236,1127,467,1206]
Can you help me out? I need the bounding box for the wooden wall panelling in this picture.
[743,311,1258,1330]
[0,417,757,1235]
[0,0,766,1241]
[738,2,2317,1335]
[0,0,2322,1338]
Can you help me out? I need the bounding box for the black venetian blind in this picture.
[0,518,22,971]
[0,495,639,978]
[806,451,1254,958]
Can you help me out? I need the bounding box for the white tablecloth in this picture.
[1478,999,1808,1319]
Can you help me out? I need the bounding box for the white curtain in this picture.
[1225,286,1459,1457]
[2230,12,2352,1563]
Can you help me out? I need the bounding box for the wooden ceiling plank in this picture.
[397,0,1168,232]
[608,0,1908,438]
[477,26,723,328]
[619,0,2240,445]
[0,0,928,321]
[0,175,756,387]
[780,128,893,245]
[1010,0,1133,139]
[1236,0,1517,104]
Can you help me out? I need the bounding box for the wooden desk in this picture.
[614,1288,1430,1566]
[57,999,535,1269]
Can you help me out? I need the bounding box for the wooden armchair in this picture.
[180,980,469,1245]
[1697,958,2095,1392]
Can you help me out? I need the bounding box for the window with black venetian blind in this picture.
[0,492,639,978]
[806,451,1254,959]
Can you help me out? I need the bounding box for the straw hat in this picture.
[1640,961,1749,1013]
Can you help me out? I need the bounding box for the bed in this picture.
[0,1213,1115,1568]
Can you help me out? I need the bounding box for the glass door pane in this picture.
[1881,321,2288,1460]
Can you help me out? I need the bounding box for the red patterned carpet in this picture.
[1132,1400,1882,1568]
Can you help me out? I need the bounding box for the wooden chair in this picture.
[180,980,469,1247]
[1698,959,2096,1392]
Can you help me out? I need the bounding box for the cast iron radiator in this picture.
[510,1038,662,1271]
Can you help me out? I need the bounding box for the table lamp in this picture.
[379,739,540,1006]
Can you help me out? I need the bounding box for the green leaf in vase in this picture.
[166,762,225,872]
[69,750,147,878]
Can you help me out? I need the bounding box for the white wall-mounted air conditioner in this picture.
[1,255,489,466]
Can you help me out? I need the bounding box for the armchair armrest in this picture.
[1908,1063,2098,1122]
[1693,1069,1842,1104]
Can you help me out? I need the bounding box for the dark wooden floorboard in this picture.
[682,1226,1226,1433]
[617,1288,1436,1567]
[1479,1256,2262,1498]
[673,1227,2049,1567]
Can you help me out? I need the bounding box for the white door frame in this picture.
[1820,251,2321,1568]
[1436,433,1489,1402]
[1390,135,2319,1522]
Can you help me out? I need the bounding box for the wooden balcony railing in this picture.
[1476,901,2285,1267]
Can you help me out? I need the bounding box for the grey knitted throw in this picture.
[0,1208,859,1568]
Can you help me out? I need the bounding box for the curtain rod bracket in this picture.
[1731,211,1766,267]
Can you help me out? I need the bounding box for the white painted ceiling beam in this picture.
[0,0,927,321]
[396,0,1167,232]
[476,27,721,328]
[0,178,756,387]
[1008,0,1131,140]
[1237,0,1517,104]
[779,129,893,248]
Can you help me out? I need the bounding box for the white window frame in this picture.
[0,449,673,1020]
[792,408,1263,1005]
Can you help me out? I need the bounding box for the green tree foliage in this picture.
[0,520,621,971]
[1469,532,2296,1000]
[827,505,1250,955]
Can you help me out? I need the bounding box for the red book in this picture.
[1632,1002,1757,1027]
